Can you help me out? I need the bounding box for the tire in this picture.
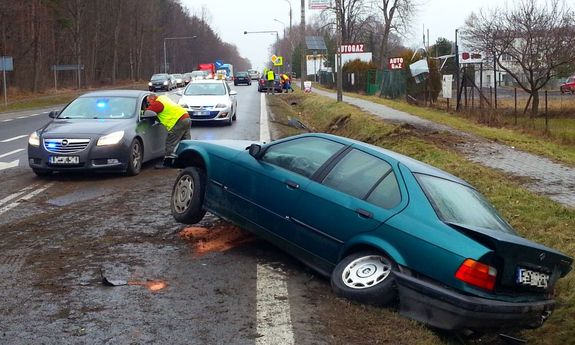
[232,109,237,121]
[125,139,143,176]
[331,250,397,307]
[171,167,207,224]
[33,168,52,177]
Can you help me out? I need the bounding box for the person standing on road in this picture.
[145,93,191,169]
[266,69,276,95]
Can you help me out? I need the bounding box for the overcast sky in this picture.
[180,0,508,70]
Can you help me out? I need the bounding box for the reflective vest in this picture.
[156,95,186,131]
[267,70,275,81]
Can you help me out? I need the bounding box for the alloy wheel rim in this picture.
[173,175,193,213]
[132,142,141,168]
[342,255,391,289]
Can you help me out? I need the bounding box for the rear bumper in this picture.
[395,271,554,331]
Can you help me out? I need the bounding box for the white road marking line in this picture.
[1,135,28,143]
[1,119,14,122]
[0,184,38,207]
[256,263,295,345]
[17,116,28,119]
[29,113,41,116]
[0,159,19,171]
[0,183,53,216]
[0,149,24,159]
[260,93,271,143]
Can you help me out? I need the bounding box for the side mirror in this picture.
[48,110,59,118]
[248,144,263,159]
[230,90,238,96]
[142,110,157,119]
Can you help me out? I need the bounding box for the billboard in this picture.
[309,0,329,9]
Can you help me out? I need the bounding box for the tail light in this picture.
[455,259,497,291]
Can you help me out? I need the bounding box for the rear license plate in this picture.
[516,267,549,288]
[193,111,210,116]
[49,156,79,164]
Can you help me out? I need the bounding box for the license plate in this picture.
[49,156,79,164]
[516,267,549,288]
[193,111,210,116]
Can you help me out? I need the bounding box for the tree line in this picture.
[0,0,250,92]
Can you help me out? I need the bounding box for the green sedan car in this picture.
[169,133,572,332]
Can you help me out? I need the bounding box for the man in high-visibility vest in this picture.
[266,69,276,95]
[146,93,191,168]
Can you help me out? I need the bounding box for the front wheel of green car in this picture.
[171,167,207,224]
[331,251,397,307]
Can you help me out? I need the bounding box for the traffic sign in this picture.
[273,56,283,66]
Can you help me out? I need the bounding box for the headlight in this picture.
[97,131,124,146]
[28,131,40,146]
[215,103,227,108]
[148,82,152,86]
[163,81,168,85]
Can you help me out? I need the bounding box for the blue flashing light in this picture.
[96,98,109,109]
[47,142,57,149]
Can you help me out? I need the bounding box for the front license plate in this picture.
[49,156,80,164]
[516,267,549,288]
[193,111,210,116]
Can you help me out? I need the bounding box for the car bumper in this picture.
[28,141,131,173]
[186,109,232,122]
[394,271,554,331]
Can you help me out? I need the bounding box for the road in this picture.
[0,84,329,345]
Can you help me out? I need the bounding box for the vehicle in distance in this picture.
[171,73,185,88]
[190,70,208,81]
[560,75,575,94]
[177,80,237,126]
[248,69,260,80]
[234,71,251,86]
[258,74,282,93]
[169,133,572,332]
[148,73,175,91]
[183,73,192,85]
[28,90,167,176]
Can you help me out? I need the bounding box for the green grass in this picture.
[312,84,575,167]
[267,92,575,344]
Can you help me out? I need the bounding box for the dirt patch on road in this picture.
[179,222,255,257]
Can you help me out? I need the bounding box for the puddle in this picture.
[47,187,112,206]
[179,223,254,257]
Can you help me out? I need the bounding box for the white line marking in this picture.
[0,159,19,171]
[0,183,53,216]
[1,135,28,143]
[17,116,28,119]
[260,93,271,143]
[256,263,295,345]
[1,119,14,122]
[0,149,24,159]
[0,184,37,207]
[29,113,41,116]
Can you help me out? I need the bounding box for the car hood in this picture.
[448,222,573,285]
[178,95,231,107]
[40,119,129,137]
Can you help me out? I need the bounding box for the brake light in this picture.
[455,259,497,291]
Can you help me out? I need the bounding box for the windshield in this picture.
[184,83,226,96]
[236,72,248,77]
[191,71,205,76]
[415,174,516,234]
[58,97,137,119]
[151,74,168,81]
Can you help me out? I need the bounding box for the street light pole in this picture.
[336,0,342,102]
[300,0,305,90]
[163,36,197,73]
[282,0,292,32]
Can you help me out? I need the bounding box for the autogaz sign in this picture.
[337,43,365,54]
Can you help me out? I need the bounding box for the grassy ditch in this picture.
[313,84,575,167]
[266,91,575,345]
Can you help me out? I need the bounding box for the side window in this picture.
[262,137,345,178]
[323,149,401,208]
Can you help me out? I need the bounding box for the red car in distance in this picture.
[559,75,575,94]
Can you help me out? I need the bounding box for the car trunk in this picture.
[448,222,572,294]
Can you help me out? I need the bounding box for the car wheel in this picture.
[171,167,207,224]
[33,168,52,177]
[331,250,397,307]
[232,110,237,121]
[125,139,143,176]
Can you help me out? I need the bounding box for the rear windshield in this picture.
[184,83,226,96]
[58,97,137,119]
[415,173,516,234]
[151,74,168,81]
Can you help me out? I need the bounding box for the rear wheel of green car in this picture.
[171,167,207,224]
[331,250,398,307]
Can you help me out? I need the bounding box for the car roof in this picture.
[78,90,149,98]
[307,133,470,186]
[189,79,227,84]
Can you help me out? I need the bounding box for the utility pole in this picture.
[455,29,461,111]
[300,0,305,90]
[336,0,342,102]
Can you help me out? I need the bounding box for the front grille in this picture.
[43,138,90,154]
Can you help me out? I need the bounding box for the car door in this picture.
[289,147,405,264]
[224,136,346,243]
[137,95,166,159]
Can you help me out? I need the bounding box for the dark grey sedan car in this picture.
[27,90,168,176]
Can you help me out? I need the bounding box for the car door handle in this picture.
[285,180,300,190]
[356,208,372,219]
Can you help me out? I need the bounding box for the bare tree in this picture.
[462,0,575,115]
